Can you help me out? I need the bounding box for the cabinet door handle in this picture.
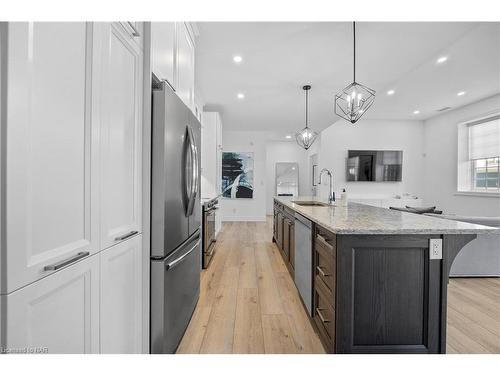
[44,251,90,271]
[115,230,139,241]
[127,22,141,37]
[316,308,330,323]
[317,266,331,277]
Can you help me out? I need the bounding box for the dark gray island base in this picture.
[272,197,498,354]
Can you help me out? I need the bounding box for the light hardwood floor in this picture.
[177,218,500,354]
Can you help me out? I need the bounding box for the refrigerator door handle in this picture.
[186,125,198,216]
[183,126,193,216]
[165,239,200,270]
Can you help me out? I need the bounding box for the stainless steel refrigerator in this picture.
[150,81,201,354]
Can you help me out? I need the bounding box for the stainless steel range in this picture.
[202,198,218,268]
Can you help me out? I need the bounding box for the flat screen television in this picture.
[346,150,403,182]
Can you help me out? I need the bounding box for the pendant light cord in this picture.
[353,21,356,83]
[305,88,309,128]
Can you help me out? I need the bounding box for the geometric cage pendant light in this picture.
[334,22,376,124]
[296,85,319,150]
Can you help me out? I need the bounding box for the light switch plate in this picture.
[429,239,443,260]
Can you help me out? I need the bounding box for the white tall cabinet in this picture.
[93,23,143,250]
[0,22,145,353]
[1,22,99,295]
[201,112,223,233]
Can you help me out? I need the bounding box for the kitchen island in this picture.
[272,196,499,354]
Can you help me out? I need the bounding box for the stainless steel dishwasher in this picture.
[294,213,313,315]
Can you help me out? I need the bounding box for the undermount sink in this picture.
[292,200,330,207]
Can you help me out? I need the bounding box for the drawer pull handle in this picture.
[115,230,138,241]
[316,308,330,323]
[317,234,334,250]
[317,266,331,277]
[127,22,141,37]
[44,251,90,271]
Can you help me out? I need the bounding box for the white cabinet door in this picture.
[2,254,100,354]
[93,23,143,250]
[100,235,143,353]
[151,22,176,88]
[176,22,195,110]
[3,22,98,294]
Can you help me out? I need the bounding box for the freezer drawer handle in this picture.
[166,240,200,270]
[115,230,139,241]
[43,251,90,271]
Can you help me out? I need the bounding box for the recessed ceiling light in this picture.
[457,91,466,96]
[413,110,420,115]
[436,56,448,64]
[233,55,243,63]
[237,93,245,99]
[285,135,292,139]
[387,89,395,96]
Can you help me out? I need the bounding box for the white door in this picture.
[3,22,98,294]
[151,22,176,88]
[93,23,143,250]
[2,254,100,354]
[100,235,143,353]
[176,22,195,110]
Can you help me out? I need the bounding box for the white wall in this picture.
[220,131,269,221]
[316,119,425,201]
[423,94,500,216]
[265,141,309,215]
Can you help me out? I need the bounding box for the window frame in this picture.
[457,112,500,196]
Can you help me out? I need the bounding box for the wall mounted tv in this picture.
[346,150,403,182]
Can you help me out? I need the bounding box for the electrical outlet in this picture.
[429,239,443,260]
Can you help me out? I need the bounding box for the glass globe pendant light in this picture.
[296,85,318,150]
[334,22,376,124]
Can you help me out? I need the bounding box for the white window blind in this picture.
[468,116,500,160]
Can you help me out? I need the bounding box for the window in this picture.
[471,157,499,191]
[457,114,500,194]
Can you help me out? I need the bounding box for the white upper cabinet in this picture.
[150,22,196,112]
[151,22,176,88]
[100,235,143,353]
[176,23,195,111]
[93,23,143,250]
[2,22,98,294]
[2,254,100,353]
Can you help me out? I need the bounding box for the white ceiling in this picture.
[196,22,500,136]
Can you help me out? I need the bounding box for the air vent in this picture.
[437,106,452,112]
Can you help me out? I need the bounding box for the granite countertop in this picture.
[274,196,500,235]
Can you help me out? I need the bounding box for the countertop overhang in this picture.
[274,196,500,235]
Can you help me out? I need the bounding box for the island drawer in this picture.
[315,242,336,299]
[314,275,335,352]
[315,227,336,254]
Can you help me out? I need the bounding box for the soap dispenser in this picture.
[340,189,348,206]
